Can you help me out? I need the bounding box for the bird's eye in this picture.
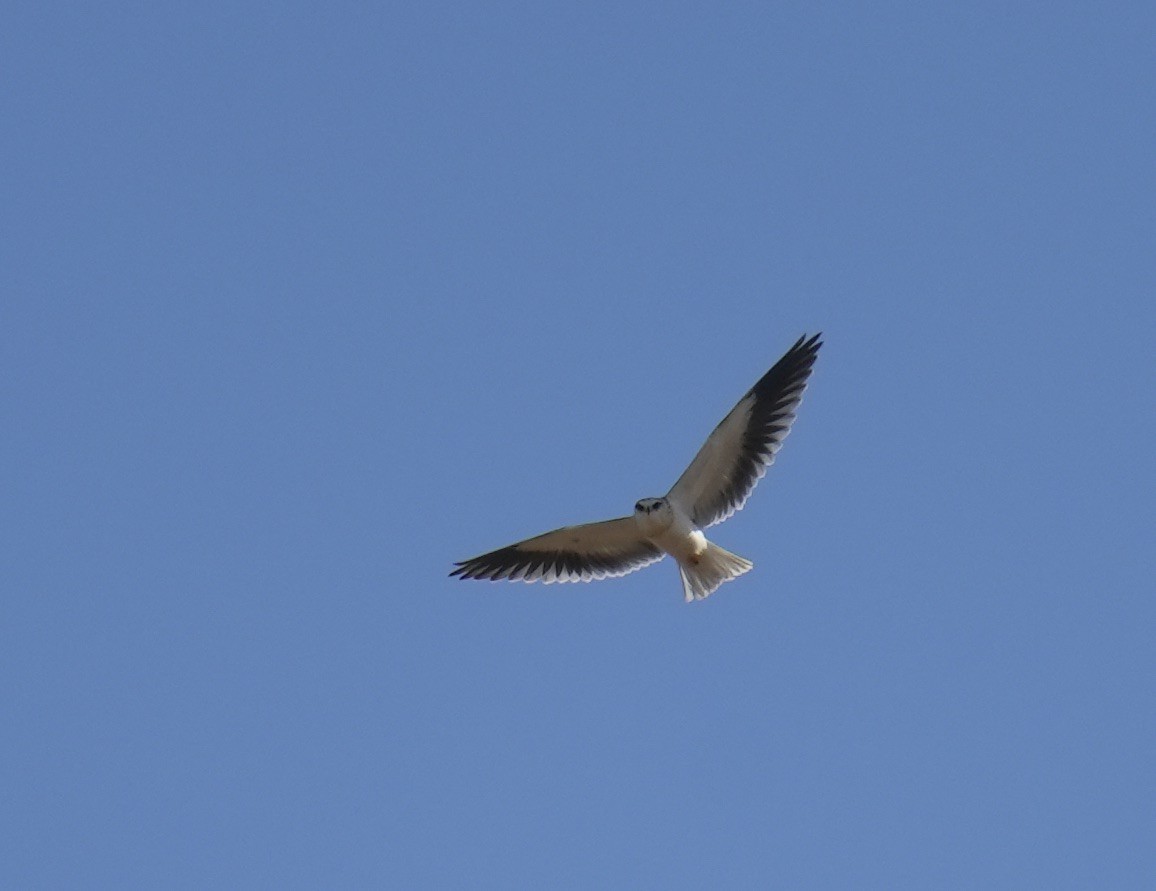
[635,502,644,512]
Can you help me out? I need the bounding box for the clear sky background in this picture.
[2,2,1153,888]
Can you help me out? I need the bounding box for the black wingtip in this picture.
[779,333,822,361]
[786,333,823,362]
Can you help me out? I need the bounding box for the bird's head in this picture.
[634,497,673,534]
[634,497,665,514]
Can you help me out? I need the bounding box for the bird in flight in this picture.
[451,333,822,601]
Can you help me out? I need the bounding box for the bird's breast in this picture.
[633,509,672,538]
[636,506,706,561]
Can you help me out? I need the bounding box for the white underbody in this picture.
[633,496,752,600]
[634,498,707,562]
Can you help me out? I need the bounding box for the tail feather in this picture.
[678,542,753,602]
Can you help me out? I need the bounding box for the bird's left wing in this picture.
[451,517,664,583]
[667,333,821,528]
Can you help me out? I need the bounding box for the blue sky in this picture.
[2,2,1153,887]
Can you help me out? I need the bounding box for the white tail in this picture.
[678,542,753,602]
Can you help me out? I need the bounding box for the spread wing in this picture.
[667,333,821,528]
[450,517,664,583]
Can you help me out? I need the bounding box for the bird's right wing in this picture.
[451,517,664,583]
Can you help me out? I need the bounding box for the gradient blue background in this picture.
[3,2,1152,887]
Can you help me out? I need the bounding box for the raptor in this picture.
[451,333,822,601]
